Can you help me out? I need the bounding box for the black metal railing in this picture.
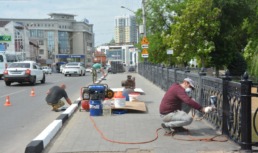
[138,62,258,151]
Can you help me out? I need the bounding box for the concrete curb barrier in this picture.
[25,74,108,153]
[24,100,80,153]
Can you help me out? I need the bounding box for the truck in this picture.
[93,52,106,66]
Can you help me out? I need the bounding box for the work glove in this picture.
[204,106,213,113]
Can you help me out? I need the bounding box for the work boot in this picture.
[52,106,59,112]
[161,123,172,135]
[52,108,60,112]
[172,127,189,133]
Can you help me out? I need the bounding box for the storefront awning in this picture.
[56,54,85,58]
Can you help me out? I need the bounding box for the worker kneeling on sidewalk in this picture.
[45,84,72,112]
[159,78,214,134]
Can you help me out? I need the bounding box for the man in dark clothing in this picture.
[159,78,210,134]
[46,84,72,112]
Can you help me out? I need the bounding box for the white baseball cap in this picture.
[184,78,195,89]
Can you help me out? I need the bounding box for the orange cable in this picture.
[172,131,228,142]
[89,116,162,144]
[89,111,228,144]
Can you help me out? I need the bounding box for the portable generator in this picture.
[81,84,114,116]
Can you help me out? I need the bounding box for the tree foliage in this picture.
[227,52,247,76]
[164,0,220,67]
[135,0,258,77]
[210,0,254,71]
[138,0,187,64]
[242,0,258,77]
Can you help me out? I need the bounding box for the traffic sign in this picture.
[141,48,149,58]
[167,50,173,55]
[141,44,149,48]
[141,36,149,45]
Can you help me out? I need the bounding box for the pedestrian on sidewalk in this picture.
[92,63,106,77]
[159,78,211,134]
[122,75,136,101]
[45,84,72,112]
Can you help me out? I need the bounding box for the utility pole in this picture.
[142,0,147,37]
[142,0,148,62]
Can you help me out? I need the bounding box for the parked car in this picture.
[62,62,86,76]
[60,64,66,74]
[86,67,101,73]
[56,62,66,73]
[3,61,45,86]
[42,66,52,74]
[86,68,92,73]
[128,66,135,72]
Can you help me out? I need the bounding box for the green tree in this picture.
[242,0,258,77]
[227,52,247,76]
[164,0,220,67]
[136,0,187,64]
[136,0,255,77]
[211,0,254,75]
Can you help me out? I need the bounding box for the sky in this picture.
[1,0,142,47]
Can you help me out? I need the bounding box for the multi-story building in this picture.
[114,15,137,44]
[0,13,94,66]
[97,44,139,67]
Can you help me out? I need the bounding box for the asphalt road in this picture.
[0,72,94,153]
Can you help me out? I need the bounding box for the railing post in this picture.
[174,67,179,84]
[222,70,231,136]
[184,66,190,78]
[198,68,206,106]
[240,72,252,151]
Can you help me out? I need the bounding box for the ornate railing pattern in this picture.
[138,63,258,151]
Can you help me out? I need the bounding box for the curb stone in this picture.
[24,74,108,153]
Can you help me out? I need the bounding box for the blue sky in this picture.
[1,0,141,47]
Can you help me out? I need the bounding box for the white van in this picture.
[0,52,7,79]
[0,52,18,79]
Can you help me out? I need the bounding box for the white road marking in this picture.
[0,89,27,98]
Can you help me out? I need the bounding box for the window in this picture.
[30,30,44,38]
[39,49,44,54]
[0,55,3,62]
[39,40,44,45]
[33,64,37,69]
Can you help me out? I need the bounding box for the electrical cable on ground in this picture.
[89,116,162,144]
[171,132,228,142]
[89,109,228,144]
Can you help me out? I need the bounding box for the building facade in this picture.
[114,15,137,44]
[0,13,94,66]
[97,44,139,67]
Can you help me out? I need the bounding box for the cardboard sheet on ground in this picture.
[110,88,144,94]
[112,101,147,112]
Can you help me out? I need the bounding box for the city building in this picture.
[114,15,138,44]
[96,44,139,67]
[0,13,94,66]
[0,21,31,61]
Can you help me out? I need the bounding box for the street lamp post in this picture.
[121,6,136,14]
[121,0,146,37]
[142,0,147,37]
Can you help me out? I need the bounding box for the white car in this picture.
[60,64,66,74]
[63,62,86,76]
[86,68,92,73]
[3,61,45,86]
[42,66,52,74]
[86,67,101,73]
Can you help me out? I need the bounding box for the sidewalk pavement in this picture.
[41,72,241,153]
